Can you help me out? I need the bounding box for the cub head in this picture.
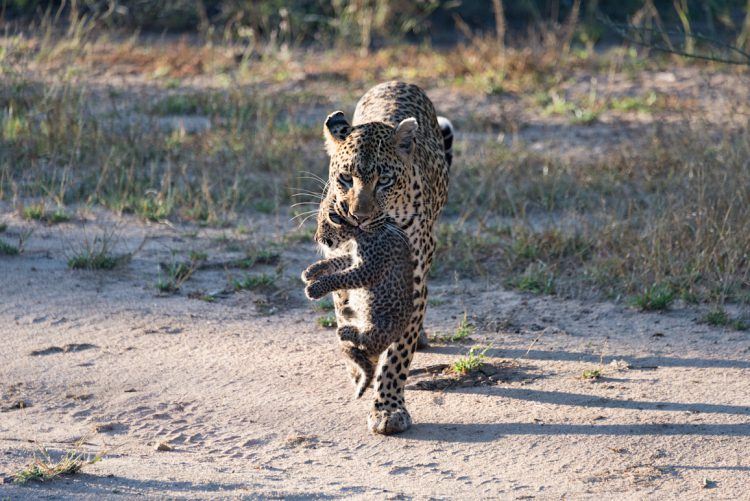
[314,203,355,252]
[323,110,418,229]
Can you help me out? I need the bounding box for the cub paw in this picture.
[336,325,359,343]
[304,280,327,300]
[300,265,319,284]
[367,407,412,435]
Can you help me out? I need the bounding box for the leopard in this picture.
[301,208,414,400]
[316,81,453,434]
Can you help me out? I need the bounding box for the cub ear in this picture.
[324,111,352,156]
[393,117,418,158]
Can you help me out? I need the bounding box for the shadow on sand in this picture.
[403,421,750,443]
[424,345,750,370]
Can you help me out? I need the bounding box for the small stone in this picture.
[155,442,174,451]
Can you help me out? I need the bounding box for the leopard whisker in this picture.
[296,212,319,228]
[290,209,319,222]
[290,201,322,208]
[298,171,328,186]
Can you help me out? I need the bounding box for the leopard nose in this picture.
[349,208,369,224]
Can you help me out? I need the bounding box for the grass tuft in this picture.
[316,313,336,328]
[582,368,602,380]
[67,230,123,270]
[313,297,335,312]
[451,346,489,375]
[0,239,20,255]
[232,273,276,291]
[701,308,749,331]
[13,448,102,484]
[631,284,675,311]
[21,204,70,224]
[452,312,475,342]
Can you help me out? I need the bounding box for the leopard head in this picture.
[322,111,418,230]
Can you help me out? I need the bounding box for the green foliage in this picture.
[582,369,602,380]
[68,252,119,270]
[313,297,335,312]
[157,260,197,293]
[67,231,122,270]
[232,273,276,291]
[452,313,475,342]
[0,239,19,255]
[22,203,44,220]
[631,284,675,311]
[703,308,729,326]
[451,346,489,375]
[316,313,336,328]
[13,448,103,484]
[509,264,556,295]
[21,204,70,224]
[701,308,748,331]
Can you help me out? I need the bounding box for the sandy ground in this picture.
[1,205,749,500]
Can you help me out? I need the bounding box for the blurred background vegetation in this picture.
[1,1,749,313]
[2,0,750,52]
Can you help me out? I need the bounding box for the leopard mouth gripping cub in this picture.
[306,81,452,435]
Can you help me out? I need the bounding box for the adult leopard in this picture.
[318,81,453,434]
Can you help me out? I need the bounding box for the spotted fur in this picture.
[302,210,413,399]
[317,81,451,434]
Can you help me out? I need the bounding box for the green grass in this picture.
[67,230,123,270]
[0,239,19,255]
[609,92,657,112]
[236,248,281,268]
[313,297,335,312]
[68,252,119,270]
[22,203,45,221]
[703,308,729,326]
[701,308,748,331]
[508,264,556,295]
[631,284,675,311]
[452,313,475,342]
[157,261,196,293]
[451,346,489,375]
[21,204,70,224]
[232,273,276,291]
[13,448,102,484]
[582,368,602,380]
[316,313,336,328]
[0,222,6,233]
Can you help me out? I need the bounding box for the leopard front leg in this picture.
[367,321,419,435]
[301,255,352,283]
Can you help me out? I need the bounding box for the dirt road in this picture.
[1,208,748,499]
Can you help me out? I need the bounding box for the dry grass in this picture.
[434,125,750,306]
[13,447,103,484]
[1,23,749,312]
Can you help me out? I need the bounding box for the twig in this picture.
[599,13,750,66]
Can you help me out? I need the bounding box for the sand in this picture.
[0,205,748,500]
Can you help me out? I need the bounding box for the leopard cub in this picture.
[302,209,414,398]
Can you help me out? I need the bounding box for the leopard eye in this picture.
[339,173,352,186]
[328,211,345,225]
[377,174,393,188]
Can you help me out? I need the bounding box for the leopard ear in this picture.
[324,111,352,156]
[393,117,418,159]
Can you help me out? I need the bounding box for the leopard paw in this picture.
[367,407,412,435]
